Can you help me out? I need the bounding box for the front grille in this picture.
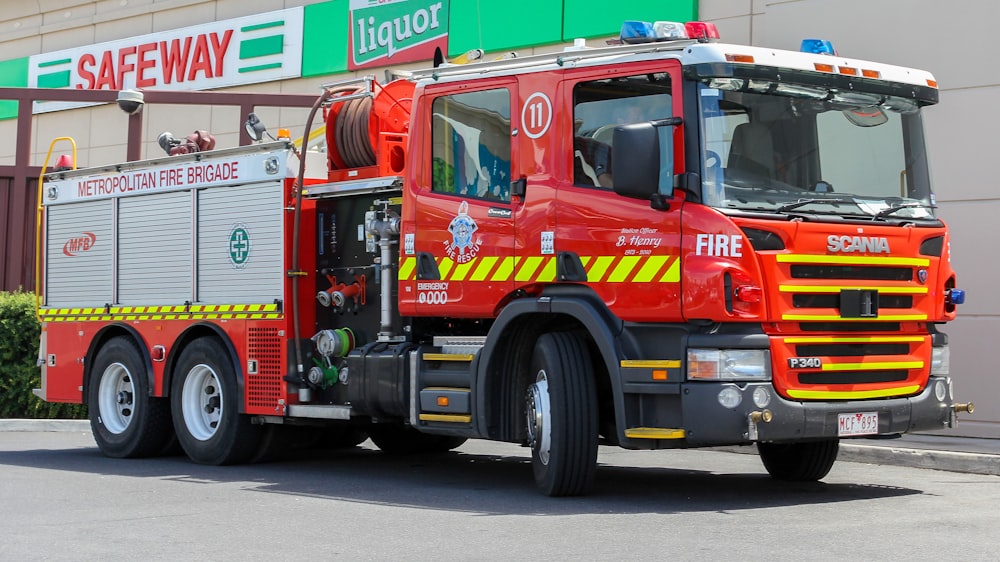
[796,343,909,356]
[800,322,900,332]
[790,265,911,281]
[798,370,909,385]
[792,294,913,309]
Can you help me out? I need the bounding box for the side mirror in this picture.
[611,118,681,201]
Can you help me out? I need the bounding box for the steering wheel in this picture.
[705,150,722,172]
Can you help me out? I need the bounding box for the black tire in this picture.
[525,332,598,497]
[170,337,261,465]
[368,424,467,454]
[88,336,173,458]
[758,439,839,481]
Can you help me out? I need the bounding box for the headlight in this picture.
[931,346,950,376]
[687,349,771,381]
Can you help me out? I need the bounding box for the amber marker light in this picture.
[652,370,668,381]
[437,396,450,407]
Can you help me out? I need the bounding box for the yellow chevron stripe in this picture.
[516,256,543,282]
[608,256,641,282]
[450,258,476,281]
[780,285,928,294]
[587,256,614,282]
[470,256,498,281]
[660,259,680,282]
[491,256,516,281]
[438,257,454,279]
[821,361,923,371]
[398,257,415,281]
[632,255,669,283]
[782,336,924,344]
[787,385,920,399]
[777,254,929,267]
[536,257,557,282]
[783,313,927,321]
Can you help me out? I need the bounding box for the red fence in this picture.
[0,171,39,292]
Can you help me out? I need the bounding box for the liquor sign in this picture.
[27,7,304,114]
[349,0,449,70]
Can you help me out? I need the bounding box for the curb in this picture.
[0,419,90,432]
[837,442,1000,477]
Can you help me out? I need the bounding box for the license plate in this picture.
[838,412,879,436]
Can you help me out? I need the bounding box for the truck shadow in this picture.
[0,439,921,515]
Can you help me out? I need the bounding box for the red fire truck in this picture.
[36,21,973,496]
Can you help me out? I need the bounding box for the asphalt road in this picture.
[1,431,997,561]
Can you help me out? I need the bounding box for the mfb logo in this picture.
[62,232,96,256]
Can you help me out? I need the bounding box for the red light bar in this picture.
[684,21,720,41]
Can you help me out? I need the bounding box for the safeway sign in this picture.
[27,7,304,113]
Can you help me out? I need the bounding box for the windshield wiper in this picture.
[776,198,855,213]
[873,202,933,220]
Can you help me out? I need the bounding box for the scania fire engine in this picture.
[36,21,973,496]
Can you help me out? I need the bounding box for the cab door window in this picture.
[431,89,511,202]
[572,73,673,190]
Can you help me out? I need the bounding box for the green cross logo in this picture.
[229,225,251,269]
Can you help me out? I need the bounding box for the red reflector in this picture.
[926,79,938,88]
[735,285,762,303]
[151,345,166,362]
[684,21,720,41]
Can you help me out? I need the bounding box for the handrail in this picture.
[35,136,77,320]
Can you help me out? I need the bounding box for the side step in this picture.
[410,337,485,428]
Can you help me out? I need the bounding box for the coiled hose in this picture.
[326,86,377,169]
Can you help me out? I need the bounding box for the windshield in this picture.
[698,79,936,220]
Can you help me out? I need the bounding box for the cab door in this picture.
[403,79,518,317]
[553,61,686,322]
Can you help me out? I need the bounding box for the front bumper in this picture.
[680,376,959,446]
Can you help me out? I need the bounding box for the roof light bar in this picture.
[801,38,836,55]
[620,20,720,44]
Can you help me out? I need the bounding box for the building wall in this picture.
[2,0,994,436]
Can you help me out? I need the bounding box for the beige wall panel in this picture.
[38,0,91,11]
[86,104,131,148]
[0,4,42,20]
[94,13,153,41]
[87,143,127,165]
[209,104,240,138]
[40,25,95,51]
[32,108,94,165]
[152,3,216,32]
[0,120,17,164]
[923,87,1000,203]
[95,0,155,17]
[41,3,96,27]
[0,33,43,59]
[710,15,751,46]
[144,102,212,144]
[216,0,285,20]
[700,0,751,20]
[934,199,1000,317]
[940,316,1000,438]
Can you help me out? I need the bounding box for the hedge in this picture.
[0,291,87,419]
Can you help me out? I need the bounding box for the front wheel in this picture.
[88,336,173,458]
[758,439,839,481]
[525,332,598,496]
[171,337,261,465]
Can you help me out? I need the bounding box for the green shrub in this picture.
[0,291,87,419]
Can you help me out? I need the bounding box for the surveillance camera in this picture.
[116,89,144,115]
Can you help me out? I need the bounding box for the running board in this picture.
[286,404,352,420]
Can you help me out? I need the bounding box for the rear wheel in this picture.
[368,424,466,454]
[525,332,598,497]
[171,337,261,465]
[758,439,839,481]
[88,337,173,458]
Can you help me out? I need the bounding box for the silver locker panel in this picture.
[197,181,284,303]
[118,191,192,305]
[45,199,114,307]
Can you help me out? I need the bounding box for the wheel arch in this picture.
[475,286,625,442]
[82,323,152,406]
[162,323,245,411]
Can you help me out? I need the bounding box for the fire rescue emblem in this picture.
[445,201,480,264]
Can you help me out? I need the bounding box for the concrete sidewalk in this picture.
[1,418,997,476]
